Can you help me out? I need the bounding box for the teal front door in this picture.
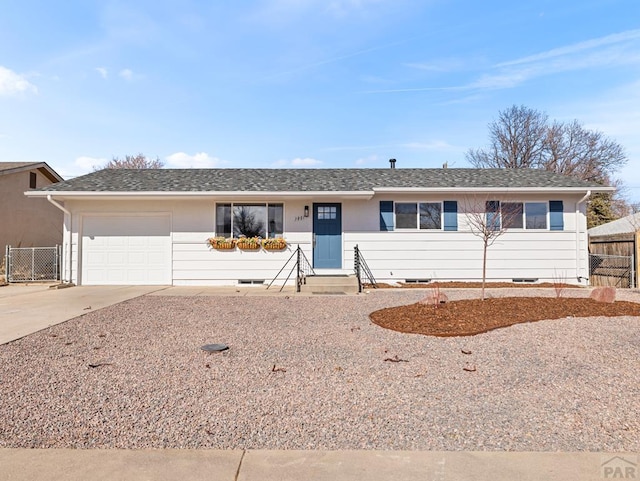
[313,203,342,269]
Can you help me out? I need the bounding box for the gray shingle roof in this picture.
[39,168,608,193]
[588,213,640,236]
[0,162,44,173]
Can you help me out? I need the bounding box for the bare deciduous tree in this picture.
[463,196,520,300]
[466,105,549,170]
[466,105,628,227]
[545,120,626,183]
[96,153,164,170]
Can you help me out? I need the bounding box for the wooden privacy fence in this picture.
[588,232,639,288]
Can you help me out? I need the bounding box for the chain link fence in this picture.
[5,246,61,283]
[589,253,634,288]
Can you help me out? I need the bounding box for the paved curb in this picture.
[0,450,637,481]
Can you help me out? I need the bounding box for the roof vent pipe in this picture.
[389,158,396,169]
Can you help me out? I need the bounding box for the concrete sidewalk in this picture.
[0,284,166,344]
[0,449,636,481]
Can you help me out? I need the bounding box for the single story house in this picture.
[25,166,611,287]
[1,162,64,250]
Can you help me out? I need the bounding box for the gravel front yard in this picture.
[0,289,638,451]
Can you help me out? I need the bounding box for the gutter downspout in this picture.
[576,190,591,284]
[47,195,72,284]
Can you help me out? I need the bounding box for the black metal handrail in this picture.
[266,245,315,292]
[354,244,377,292]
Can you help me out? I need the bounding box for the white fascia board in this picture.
[372,186,615,194]
[24,190,376,200]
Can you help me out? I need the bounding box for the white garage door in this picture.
[82,215,171,285]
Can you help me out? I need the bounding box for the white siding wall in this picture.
[344,230,581,282]
[62,193,589,286]
[343,194,588,285]
[66,198,315,286]
[171,199,312,285]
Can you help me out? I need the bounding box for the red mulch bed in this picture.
[367,282,577,289]
[370,297,640,337]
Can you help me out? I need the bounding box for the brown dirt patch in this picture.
[370,297,640,337]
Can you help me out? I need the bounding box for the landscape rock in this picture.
[589,286,616,303]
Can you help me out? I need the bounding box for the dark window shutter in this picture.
[549,201,564,231]
[380,201,394,231]
[443,201,458,231]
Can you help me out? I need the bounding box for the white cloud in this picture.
[0,66,37,96]
[369,29,640,94]
[496,29,640,68]
[119,68,134,81]
[472,29,640,91]
[272,157,323,167]
[75,156,106,172]
[165,152,222,168]
[95,67,108,79]
[404,59,464,72]
[355,154,378,166]
[292,157,322,166]
[401,140,455,151]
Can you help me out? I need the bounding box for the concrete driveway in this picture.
[0,284,167,344]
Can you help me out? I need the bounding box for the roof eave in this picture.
[24,190,377,200]
[26,185,614,199]
[1,162,63,182]
[372,186,615,194]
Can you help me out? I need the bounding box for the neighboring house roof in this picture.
[29,168,610,197]
[588,212,640,236]
[0,162,64,183]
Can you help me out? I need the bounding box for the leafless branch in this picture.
[95,153,164,170]
[463,195,520,300]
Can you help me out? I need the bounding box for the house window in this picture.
[502,203,523,229]
[317,206,337,220]
[525,202,548,229]
[395,202,442,230]
[216,203,284,238]
[489,201,549,230]
[485,201,501,230]
[29,172,37,189]
[381,201,457,231]
[420,203,442,230]
[395,203,418,229]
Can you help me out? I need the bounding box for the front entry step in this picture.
[300,275,359,294]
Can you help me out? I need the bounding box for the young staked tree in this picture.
[463,196,520,300]
[466,105,628,227]
[95,153,164,170]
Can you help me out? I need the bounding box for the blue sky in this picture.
[1,0,639,200]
